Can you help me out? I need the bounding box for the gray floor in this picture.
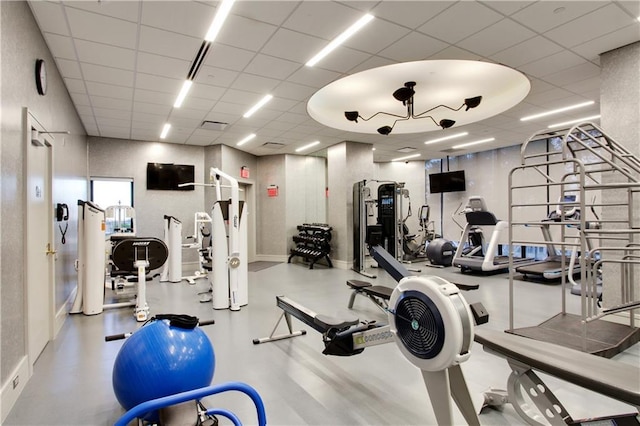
[5,260,639,425]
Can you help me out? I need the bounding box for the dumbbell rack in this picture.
[288,223,333,269]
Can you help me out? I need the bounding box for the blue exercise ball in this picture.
[112,319,215,421]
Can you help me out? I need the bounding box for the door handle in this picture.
[46,243,57,256]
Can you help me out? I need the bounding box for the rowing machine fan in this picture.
[388,276,474,372]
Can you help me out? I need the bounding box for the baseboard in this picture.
[1,356,29,423]
[331,259,351,270]
[254,254,289,263]
[54,289,76,338]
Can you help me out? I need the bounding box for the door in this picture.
[24,109,55,366]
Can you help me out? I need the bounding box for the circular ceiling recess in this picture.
[307,60,531,135]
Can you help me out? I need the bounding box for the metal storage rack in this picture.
[288,223,333,269]
[508,122,640,357]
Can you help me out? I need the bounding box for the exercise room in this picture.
[2,1,639,425]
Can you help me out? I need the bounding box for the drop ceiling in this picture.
[28,1,640,162]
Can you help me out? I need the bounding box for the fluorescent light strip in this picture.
[243,94,273,118]
[547,115,601,129]
[392,153,421,162]
[237,133,256,146]
[520,100,594,121]
[452,137,495,150]
[205,0,236,42]
[160,123,171,139]
[424,132,468,145]
[295,141,320,153]
[174,80,193,108]
[306,14,374,67]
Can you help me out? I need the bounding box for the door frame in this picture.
[23,108,55,371]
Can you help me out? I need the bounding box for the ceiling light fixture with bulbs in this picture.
[295,141,320,153]
[451,137,495,150]
[520,100,595,121]
[547,115,601,129]
[244,94,273,118]
[345,81,482,135]
[424,132,469,145]
[306,13,374,67]
[307,60,531,135]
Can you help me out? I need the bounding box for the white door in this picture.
[25,109,55,366]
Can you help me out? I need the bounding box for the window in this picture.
[90,177,134,209]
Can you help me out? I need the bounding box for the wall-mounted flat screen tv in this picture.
[146,163,195,191]
[429,170,466,193]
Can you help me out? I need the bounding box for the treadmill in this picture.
[515,194,581,280]
[452,197,532,273]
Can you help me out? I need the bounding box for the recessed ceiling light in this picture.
[243,94,273,118]
[160,123,171,139]
[392,153,420,162]
[306,13,374,67]
[424,131,468,145]
[237,133,256,146]
[174,80,193,108]
[204,0,235,42]
[451,137,495,149]
[547,115,601,129]
[520,100,594,121]
[295,141,320,152]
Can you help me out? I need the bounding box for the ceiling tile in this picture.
[86,81,133,100]
[55,58,82,79]
[427,46,483,61]
[140,1,213,38]
[231,1,301,26]
[542,62,600,88]
[133,101,172,116]
[203,44,257,72]
[343,19,410,55]
[261,28,325,64]
[132,111,166,124]
[138,26,202,62]
[216,14,278,52]
[63,1,140,22]
[244,54,300,80]
[190,82,227,102]
[371,1,452,30]
[282,2,363,39]
[490,36,563,68]
[132,129,161,142]
[481,1,535,16]
[511,1,608,33]
[95,117,131,129]
[311,45,371,73]
[64,78,86,94]
[418,2,503,44]
[347,55,396,74]
[179,96,216,112]
[136,53,190,80]
[287,67,341,89]
[75,105,93,116]
[29,2,68,35]
[458,19,536,57]
[544,4,636,48]
[616,1,640,17]
[93,107,132,121]
[97,125,131,139]
[65,7,138,49]
[378,31,449,62]
[571,25,640,60]
[518,50,587,78]
[43,33,76,60]
[133,89,174,106]
[135,73,182,95]
[89,96,132,111]
[272,81,317,102]
[81,63,134,87]
[233,73,281,94]
[74,39,136,70]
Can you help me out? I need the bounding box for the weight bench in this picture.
[475,329,640,425]
[347,279,480,313]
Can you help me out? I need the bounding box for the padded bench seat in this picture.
[475,328,640,407]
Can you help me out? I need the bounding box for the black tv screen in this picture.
[429,170,466,193]
[146,163,195,191]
